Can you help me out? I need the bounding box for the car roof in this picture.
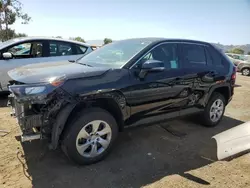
[0,36,91,49]
[118,37,211,45]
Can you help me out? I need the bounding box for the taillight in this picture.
[231,66,236,82]
[231,74,236,80]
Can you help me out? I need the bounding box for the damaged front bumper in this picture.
[8,84,70,143]
[8,93,44,142]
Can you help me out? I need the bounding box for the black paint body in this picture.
[8,38,236,148]
[59,39,235,125]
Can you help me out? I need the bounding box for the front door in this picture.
[0,41,45,90]
[126,43,195,122]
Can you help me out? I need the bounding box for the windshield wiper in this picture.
[77,62,93,67]
[68,60,93,67]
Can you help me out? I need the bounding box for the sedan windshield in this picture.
[0,38,22,48]
[77,39,154,68]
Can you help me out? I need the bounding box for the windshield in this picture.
[77,39,154,68]
[0,38,22,48]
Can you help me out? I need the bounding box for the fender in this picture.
[50,103,77,150]
[78,89,130,120]
[200,82,231,107]
[50,90,129,149]
[239,64,250,72]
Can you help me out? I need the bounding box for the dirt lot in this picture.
[1,74,250,188]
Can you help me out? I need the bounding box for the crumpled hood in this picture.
[8,61,110,84]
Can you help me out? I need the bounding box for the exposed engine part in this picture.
[9,88,74,140]
[188,92,203,105]
[179,89,189,98]
[21,134,41,142]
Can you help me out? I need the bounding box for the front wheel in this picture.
[61,108,118,165]
[201,93,226,127]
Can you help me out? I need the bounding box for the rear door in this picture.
[206,45,230,76]
[179,43,224,109]
[43,40,90,62]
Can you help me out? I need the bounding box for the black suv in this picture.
[8,38,236,165]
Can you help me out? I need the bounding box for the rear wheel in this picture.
[201,92,226,127]
[61,108,118,165]
[242,68,250,76]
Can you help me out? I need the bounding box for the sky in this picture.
[12,0,250,45]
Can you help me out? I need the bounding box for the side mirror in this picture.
[2,52,13,59]
[139,60,164,79]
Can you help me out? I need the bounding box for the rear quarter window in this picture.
[206,45,230,72]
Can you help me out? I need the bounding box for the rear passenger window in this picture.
[182,44,206,67]
[206,45,230,72]
[49,41,73,56]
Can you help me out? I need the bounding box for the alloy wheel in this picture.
[242,68,250,76]
[76,120,112,158]
[209,99,224,122]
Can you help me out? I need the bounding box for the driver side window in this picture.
[6,41,43,59]
[136,43,179,69]
[8,43,31,56]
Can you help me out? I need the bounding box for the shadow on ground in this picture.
[18,115,244,188]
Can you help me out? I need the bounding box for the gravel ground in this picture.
[0,73,250,188]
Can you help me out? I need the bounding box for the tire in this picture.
[61,108,118,165]
[200,92,226,127]
[241,68,250,76]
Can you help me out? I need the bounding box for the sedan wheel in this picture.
[242,68,250,76]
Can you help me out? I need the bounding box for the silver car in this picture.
[0,37,93,91]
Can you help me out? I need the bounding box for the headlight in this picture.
[9,84,50,97]
[25,86,46,95]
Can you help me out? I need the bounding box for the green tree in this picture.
[0,0,31,41]
[104,38,112,45]
[0,28,15,41]
[0,28,27,41]
[247,51,250,55]
[71,36,85,43]
[15,32,27,38]
[229,48,244,54]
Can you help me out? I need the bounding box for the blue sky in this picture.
[13,0,250,44]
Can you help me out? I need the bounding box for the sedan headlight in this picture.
[25,86,46,95]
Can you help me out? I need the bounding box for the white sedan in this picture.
[0,37,93,92]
